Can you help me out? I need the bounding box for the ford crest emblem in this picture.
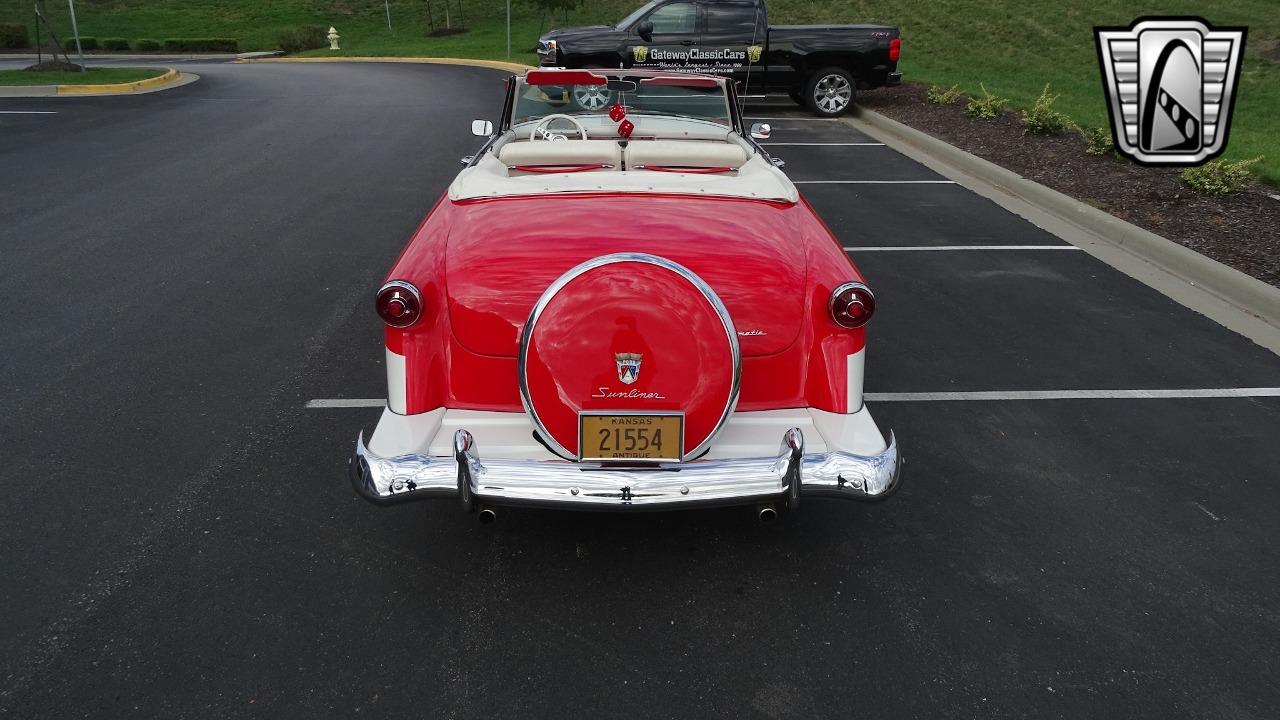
[616,352,642,385]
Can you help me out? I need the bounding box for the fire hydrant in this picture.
[327,27,340,51]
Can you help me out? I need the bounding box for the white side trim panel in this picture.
[847,347,865,413]
[809,407,889,456]
[368,407,444,457]
[385,347,407,415]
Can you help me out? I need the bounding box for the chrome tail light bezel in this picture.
[829,281,876,329]
[376,280,423,328]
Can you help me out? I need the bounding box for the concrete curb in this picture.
[846,107,1280,350]
[0,68,186,97]
[239,56,533,73]
[56,67,181,95]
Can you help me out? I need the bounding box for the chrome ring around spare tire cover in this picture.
[573,85,612,111]
[814,74,852,114]
[518,252,742,462]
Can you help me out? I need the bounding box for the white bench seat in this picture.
[625,140,749,169]
[497,140,622,169]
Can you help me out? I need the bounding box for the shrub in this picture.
[277,25,328,55]
[1080,126,1114,156]
[926,84,963,105]
[161,38,239,53]
[101,37,131,51]
[0,22,28,49]
[1181,157,1263,195]
[1021,83,1072,135]
[964,83,1007,119]
[63,36,98,51]
[135,39,162,52]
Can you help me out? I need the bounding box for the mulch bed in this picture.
[859,83,1280,288]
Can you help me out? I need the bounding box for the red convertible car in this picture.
[349,68,900,521]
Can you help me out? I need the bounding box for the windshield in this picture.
[513,76,732,131]
[616,0,661,30]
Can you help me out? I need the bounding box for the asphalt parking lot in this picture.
[2,61,1279,718]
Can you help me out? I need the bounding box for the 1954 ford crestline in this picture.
[348,69,901,519]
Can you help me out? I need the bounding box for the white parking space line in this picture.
[306,398,384,408]
[761,142,884,146]
[0,111,57,114]
[306,388,1280,409]
[865,389,1280,402]
[846,245,1082,252]
[794,180,957,185]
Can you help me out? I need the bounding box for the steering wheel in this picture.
[530,113,589,141]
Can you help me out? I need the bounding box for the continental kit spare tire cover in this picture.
[519,253,740,461]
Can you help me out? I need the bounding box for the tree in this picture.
[526,0,582,27]
[426,0,468,34]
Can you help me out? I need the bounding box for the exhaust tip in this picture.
[757,505,777,524]
[477,507,497,525]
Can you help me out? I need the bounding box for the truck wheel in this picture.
[804,67,856,117]
[572,84,613,111]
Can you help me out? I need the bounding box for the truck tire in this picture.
[804,67,856,117]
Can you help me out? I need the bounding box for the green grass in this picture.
[0,67,165,85]
[4,0,1276,183]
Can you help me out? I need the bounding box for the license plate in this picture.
[579,413,683,462]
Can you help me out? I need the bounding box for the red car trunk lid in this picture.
[445,195,806,358]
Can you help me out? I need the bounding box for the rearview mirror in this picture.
[636,21,653,42]
[750,122,771,140]
[471,119,493,137]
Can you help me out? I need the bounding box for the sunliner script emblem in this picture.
[616,352,642,384]
[592,387,666,400]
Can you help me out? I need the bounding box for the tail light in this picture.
[829,282,876,329]
[376,280,422,328]
[889,38,901,62]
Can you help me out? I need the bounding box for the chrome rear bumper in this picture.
[349,427,901,511]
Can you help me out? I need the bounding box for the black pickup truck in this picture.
[536,0,901,117]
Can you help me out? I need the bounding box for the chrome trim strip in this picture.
[349,427,901,510]
[517,252,742,462]
[378,279,420,304]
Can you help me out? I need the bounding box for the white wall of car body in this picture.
[847,347,865,413]
[385,347,407,414]
[366,405,890,462]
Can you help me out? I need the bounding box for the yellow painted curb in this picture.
[241,56,533,73]
[56,68,181,95]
